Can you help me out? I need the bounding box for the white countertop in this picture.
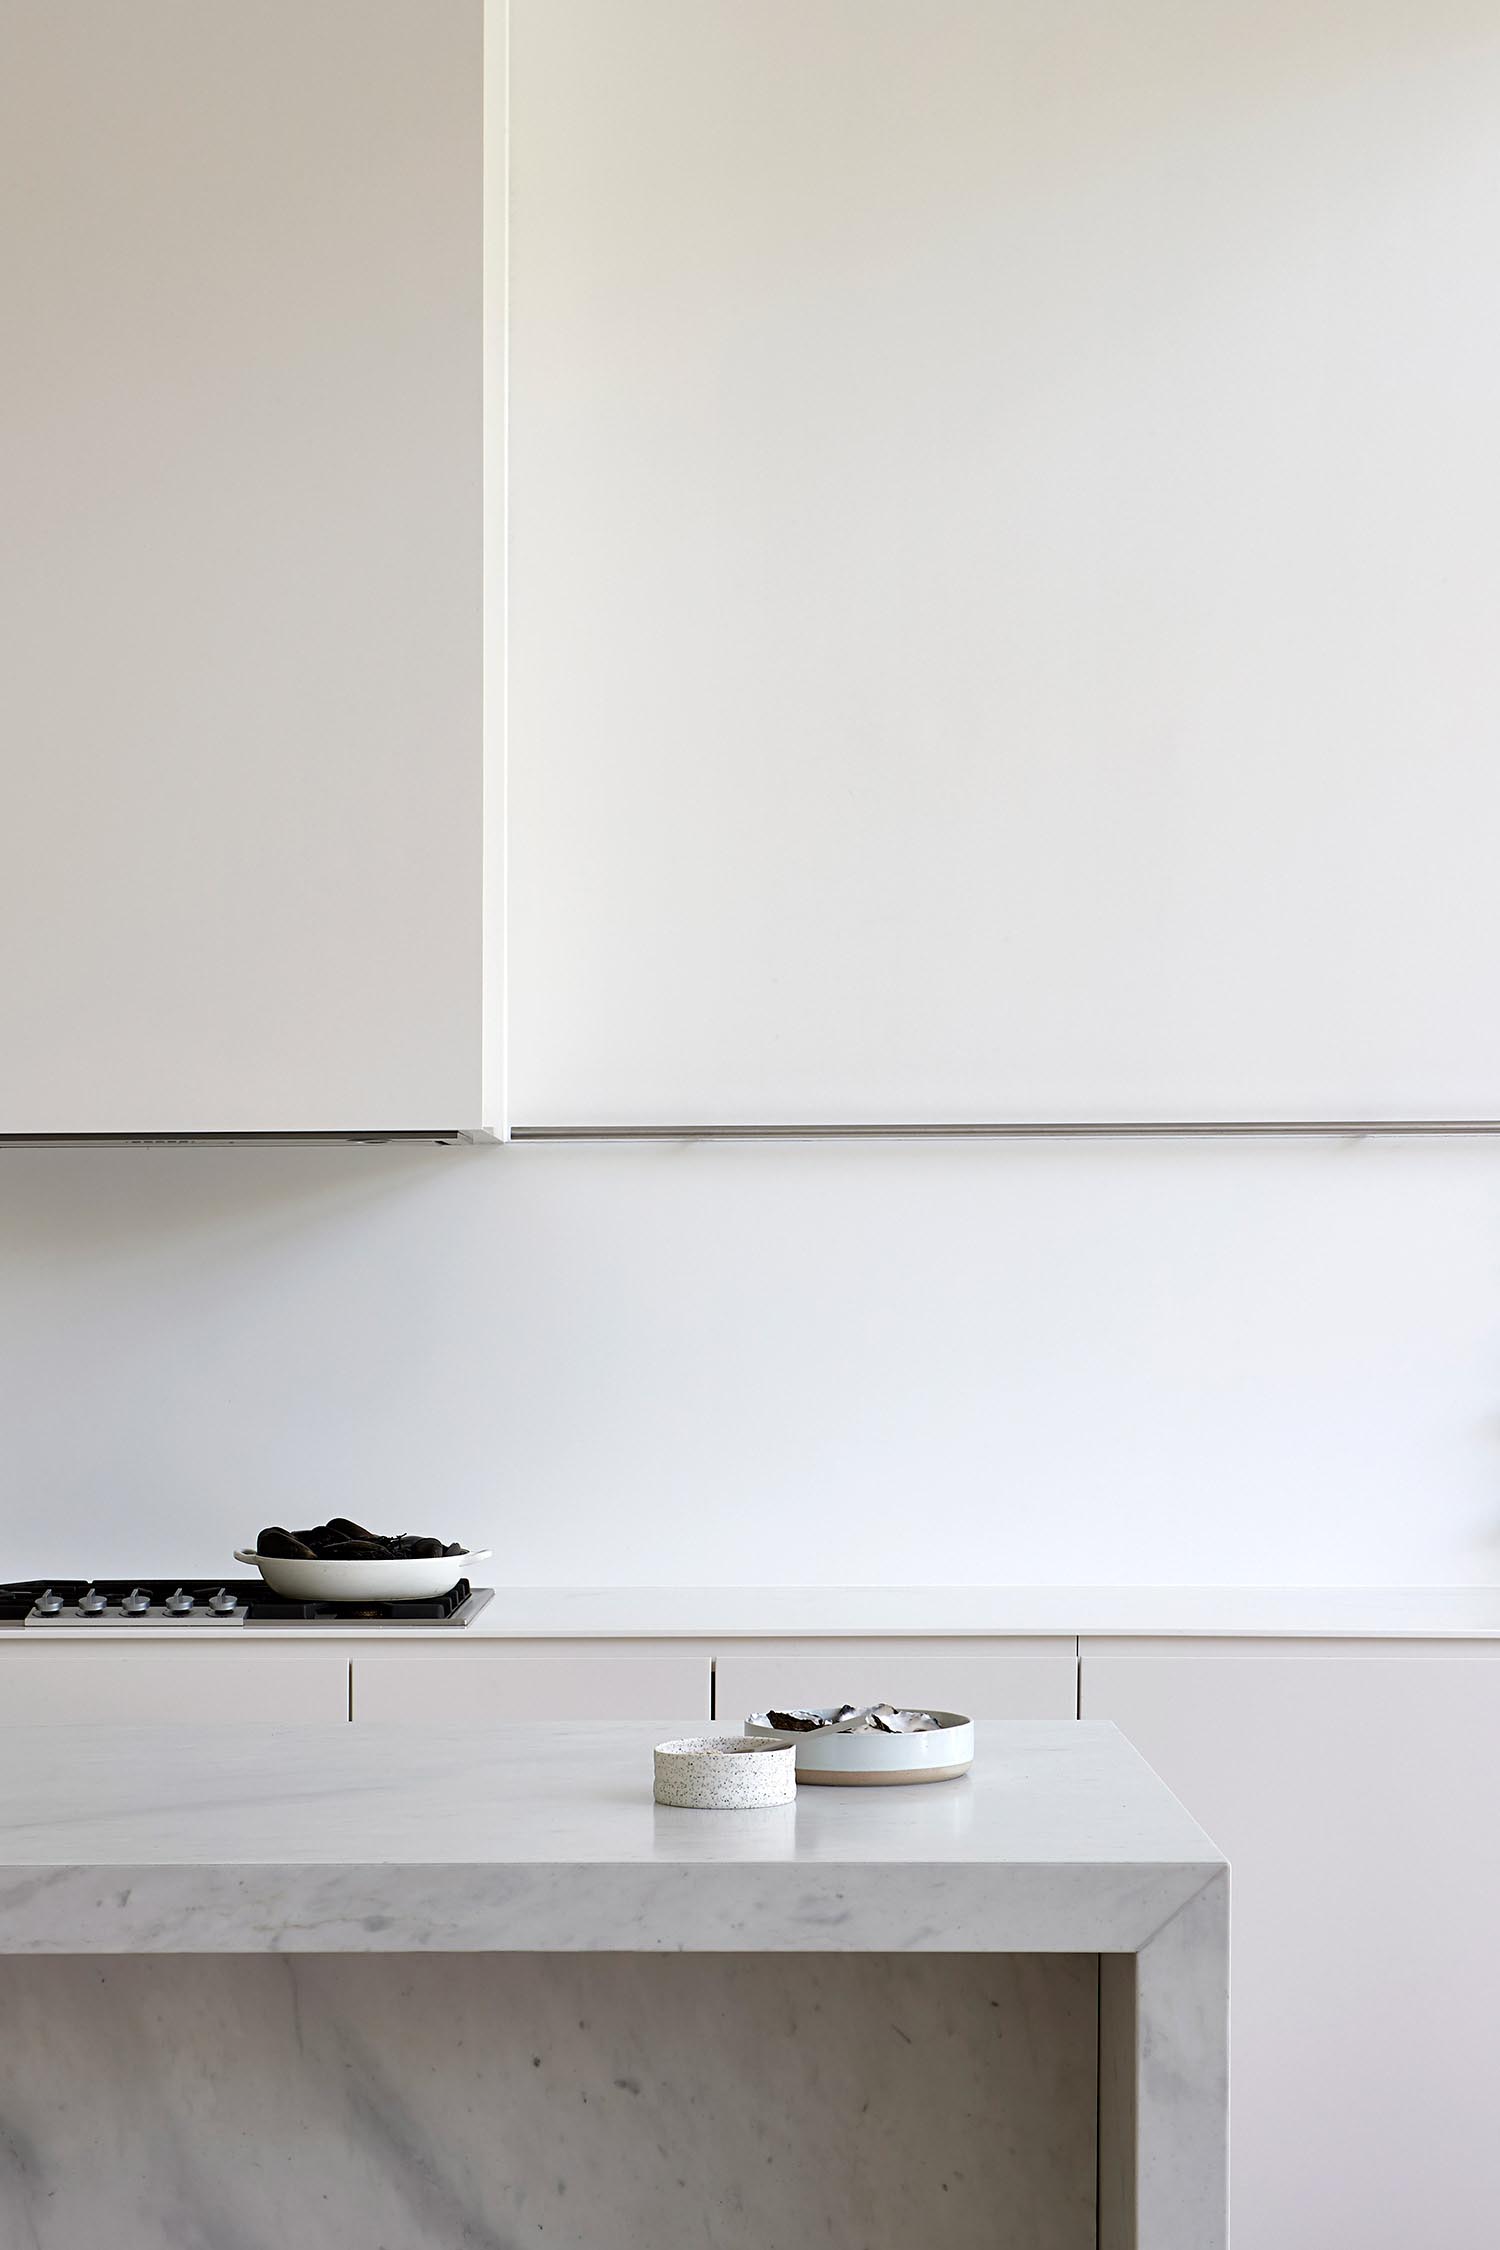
[20,1583,1500,1641]
[0,1717,1223,1955]
[456,1582,1500,1640]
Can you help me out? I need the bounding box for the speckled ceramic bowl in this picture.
[653,1733,798,1810]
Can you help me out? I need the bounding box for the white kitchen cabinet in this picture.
[1081,1639,1500,2250]
[0,0,494,1135]
[714,1639,1078,1723]
[510,1,1500,1129]
[351,1651,712,1722]
[0,1652,349,1724]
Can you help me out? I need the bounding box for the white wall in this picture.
[5,0,1500,1592]
[2,1137,1497,1587]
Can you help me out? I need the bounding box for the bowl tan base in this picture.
[796,1760,973,1786]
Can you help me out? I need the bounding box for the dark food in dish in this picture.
[255,1518,466,1562]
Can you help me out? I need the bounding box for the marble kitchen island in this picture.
[0,1719,1226,2249]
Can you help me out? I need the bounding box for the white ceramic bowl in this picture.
[233,1548,491,1602]
[653,1733,798,1809]
[744,1708,974,1785]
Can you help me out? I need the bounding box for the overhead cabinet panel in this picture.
[0,0,491,1133]
[509,0,1500,1125]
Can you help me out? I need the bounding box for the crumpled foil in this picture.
[765,1702,941,1735]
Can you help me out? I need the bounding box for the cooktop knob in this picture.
[34,1588,64,1615]
[163,1588,194,1614]
[207,1589,238,1614]
[120,1588,152,1615]
[78,1588,108,1614]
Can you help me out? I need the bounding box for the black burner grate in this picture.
[0,1578,475,1623]
[248,1578,475,1621]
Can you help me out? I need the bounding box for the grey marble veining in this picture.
[0,1950,1098,2250]
[0,1720,1228,2247]
[1100,1871,1230,2250]
[0,1718,1221,1956]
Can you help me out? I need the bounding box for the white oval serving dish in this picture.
[744,1708,974,1785]
[233,1549,491,1602]
[654,1733,798,1810]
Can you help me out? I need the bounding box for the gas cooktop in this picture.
[0,1578,494,1629]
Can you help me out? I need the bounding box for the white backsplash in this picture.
[0,1134,1496,1586]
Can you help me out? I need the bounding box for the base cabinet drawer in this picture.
[0,1652,350,1723]
[351,1654,712,1722]
[714,1639,1077,1724]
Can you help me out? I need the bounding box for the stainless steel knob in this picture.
[34,1588,64,1615]
[120,1588,152,1615]
[163,1588,194,1614]
[78,1588,108,1614]
[207,1589,238,1614]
